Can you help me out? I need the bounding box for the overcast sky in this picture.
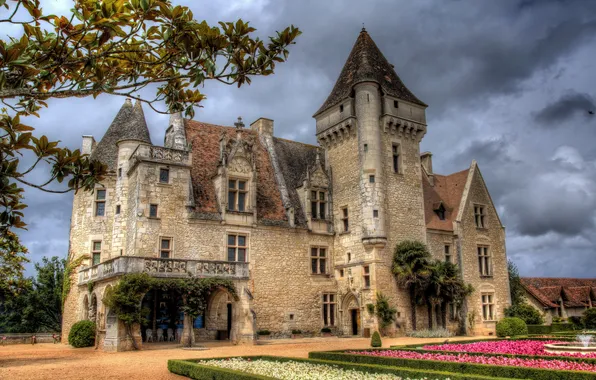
[10,0,596,278]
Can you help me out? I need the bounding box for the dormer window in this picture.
[435,204,446,221]
[339,104,344,113]
[228,179,248,212]
[311,190,327,219]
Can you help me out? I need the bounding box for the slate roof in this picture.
[521,278,596,309]
[91,99,151,171]
[314,29,426,116]
[272,137,322,227]
[184,120,287,224]
[422,169,469,231]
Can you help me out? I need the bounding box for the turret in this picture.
[165,112,189,150]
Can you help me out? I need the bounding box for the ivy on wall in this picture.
[61,255,89,308]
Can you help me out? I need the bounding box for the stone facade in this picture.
[62,29,510,350]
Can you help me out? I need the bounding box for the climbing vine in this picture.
[61,255,89,308]
[102,273,237,349]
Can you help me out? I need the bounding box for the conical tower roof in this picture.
[91,99,151,170]
[314,29,426,117]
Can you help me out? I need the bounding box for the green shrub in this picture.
[321,327,331,333]
[570,316,583,329]
[583,308,596,329]
[406,328,453,338]
[68,320,96,348]
[291,329,302,335]
[496,317,527,337]
[371,331,382,347]
[504,303,544,325]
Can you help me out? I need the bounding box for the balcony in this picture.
[129,144,191,168]
[78,257,249,285]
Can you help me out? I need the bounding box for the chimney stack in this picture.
[250,118,274,136]
[421,151,434,185]
[81,135,96,155]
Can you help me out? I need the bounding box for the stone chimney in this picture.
[165,112,188,150]
[250,118,274,136]
[81,135,96,155]
[421,151,434,185]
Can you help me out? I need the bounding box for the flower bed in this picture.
[348,350,596,372]
[423,339,596,359]
[168,356,515,380]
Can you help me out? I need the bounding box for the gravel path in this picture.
[0,336,487,380]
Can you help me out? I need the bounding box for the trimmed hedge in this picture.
[308,350,596,380]
[496,317,528,337]
[168,356,514,380]
[68,320,96,348]
[371,331,382,347]
[528,323,576,335]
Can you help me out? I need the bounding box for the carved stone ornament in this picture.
[228,157,252,174]
[310,169,328,188]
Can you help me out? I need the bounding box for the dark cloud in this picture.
[534,92,596,125]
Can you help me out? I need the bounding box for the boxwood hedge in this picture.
[308,350,596,380]
[168,356,514,380]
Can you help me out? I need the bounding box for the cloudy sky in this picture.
[11,0,596,277]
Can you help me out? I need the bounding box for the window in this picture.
[445,245,452,263]
[363,144,368,153]
[95,189,106,217]
[369,175,375,183]
[347,252,351,263]
[322,293,336,326]
[363,265,370,288]
[311,191,327,219]
[118,168,122,178]
[341,207,349,232]
[435,204,446,220]
[339,104,344,112]
[115,205,121,215]
[227,234,247,262]
[392,144,400,173]
[311,247,327,274]
[373,209,379,218]
[481,293,495,321]
[159,168,170,183]
[393,100,399,108]
[160,238,172,258]
[339,269,344,278]
[228,179,248,212]
[91,241,101,265]
[477,246,492,276]
[474,205,486,228]
[149,204,158,218]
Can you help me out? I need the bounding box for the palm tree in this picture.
[393,240,431,331]
[424,262,446,329]
[437,261,473,330]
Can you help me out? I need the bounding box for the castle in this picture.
[62,30,510,350]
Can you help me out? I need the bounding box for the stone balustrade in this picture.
[77,257,249,285]
[129,144,191,166]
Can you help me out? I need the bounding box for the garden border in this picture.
[308,349,596,380]
[168,355,514,380]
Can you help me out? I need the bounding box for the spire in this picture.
[165,112,188,150]
[313,30,426,117]
[91,99,151,170]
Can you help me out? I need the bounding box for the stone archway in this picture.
[341,293,361,336]
[82,295,89,320]
[206,289,234,341]
[89,293,98,324]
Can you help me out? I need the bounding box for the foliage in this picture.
[0,0,300,282]
[508,260,525,306]
[0,256,64,333]
[370,331,382,347]
[392,240,431,331]
[257,330,270,336]
[467,309,477,332]
[170,356,507,380]
[505,303,544,325]
[61,255,89,306]
[291,329,301,335]
[321,327,331,333]
[406,328,453,338]
[570,316,583,329]
[68,320,95,348]
[0,231,29,297]
[496,317,528,337]
[374,292,396,334]
[333,349,596,379]
[366,303,375,315]
[583,308,596,329]
[553,316,565,323]
[527,323,576,335]
[103,273,238,349]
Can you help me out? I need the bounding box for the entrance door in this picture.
[226,303,232,339]
[350,309,359,335]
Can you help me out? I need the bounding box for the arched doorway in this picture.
[206,289,234,340]
[140,288,183,343]
[89,293,98,324]
[342,293,360,336]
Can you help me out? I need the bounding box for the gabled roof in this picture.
[422,168,469,231]
[91,99,151,171]
[184,120,287,224]
[314,29,426,117]
[521,277,596,309]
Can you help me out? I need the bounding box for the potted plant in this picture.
[291,329,302,339]
[320,327,332,337]
[257,330,271,340]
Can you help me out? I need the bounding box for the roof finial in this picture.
[361,23,366,32]
[234,116,245,129]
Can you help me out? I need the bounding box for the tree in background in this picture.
[508,260,525,306]
[0,231,29,298]
[374,292,397,336]
[0,256,65,333]
[0,0,300,282]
